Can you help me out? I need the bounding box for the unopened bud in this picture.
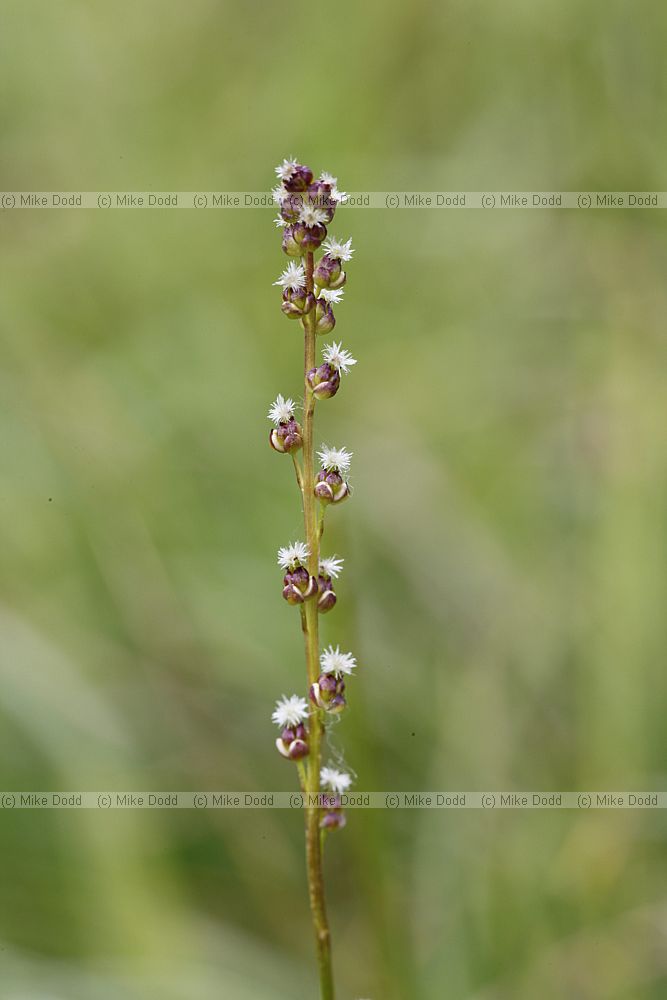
[313,254,346,290]
[276,722,310,760]
[315,298,336,334]
[283,163,313,192]
[299,224,327,253]
[282,566,318,605]
[281,287,316,319]
[310,673,347,713]
[279,192,305,224]
[269,418,303,454]
[320,801,347,830]
[317,575,337,613]
[306,362,340,399]
[315,469,350,504]
[282,225,305,257]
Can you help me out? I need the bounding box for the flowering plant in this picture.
[268,158,357,999]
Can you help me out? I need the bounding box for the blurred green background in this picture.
[2,1,667,997]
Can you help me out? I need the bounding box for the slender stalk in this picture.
[291,452,304,493]
[301,250,334,999]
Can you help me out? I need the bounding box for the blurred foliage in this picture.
[1,0,667,997]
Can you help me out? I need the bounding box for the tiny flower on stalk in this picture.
[273,694,310,760]
[317,554,344,614]
[319,768,352,830]
[315,446,352,504]
[307,341,357,399]
[278,541,317,605]
[310,645,356,713]
[268,395,302,454]
[274,262,315,319]
[277,541,310,570]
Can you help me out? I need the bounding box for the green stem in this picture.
[292,452,304,493]
[301,250,335,1000]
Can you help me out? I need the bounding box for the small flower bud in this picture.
[307,181,337,223]
[277,542,317,604]
[299,224,328,253]
[320,804,347,831]
[313,254,345,290]
[281,287,316,319]
[269,418,302,454]
[314,298,336,334]
[283,163,313,192]
[309,673,347,713]
[315,469,350,504]
[282,225,305,257]
[307,343,356,399]
[315,447,352,503]
[317,575,337,613]
[272,694,310,759]
[320,771,352,828]
[276,722,310,760]
[306,362,340,399]
[279,192,304,224]
[316,557,343,614]
[282,566,318,604]
[268,395,302,453]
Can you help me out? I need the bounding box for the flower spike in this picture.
[267,160,357,989]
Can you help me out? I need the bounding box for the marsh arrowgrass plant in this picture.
[269,158,357,999]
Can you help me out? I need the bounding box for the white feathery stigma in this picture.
[320,645,357,676]
[318,288,345,304]
[274,214,287,228]
[272,694,309,728]
[275,158,297,180]
[317,446,352,473]
[319,555,344,579]
[267,394,295,425]
[322,341,357,374]
[319,171,338,187]
[323,236,354,262]
[277,541,310,570]
[299,203,328,227]
[273,261,306,290]
[320,767,353,795]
